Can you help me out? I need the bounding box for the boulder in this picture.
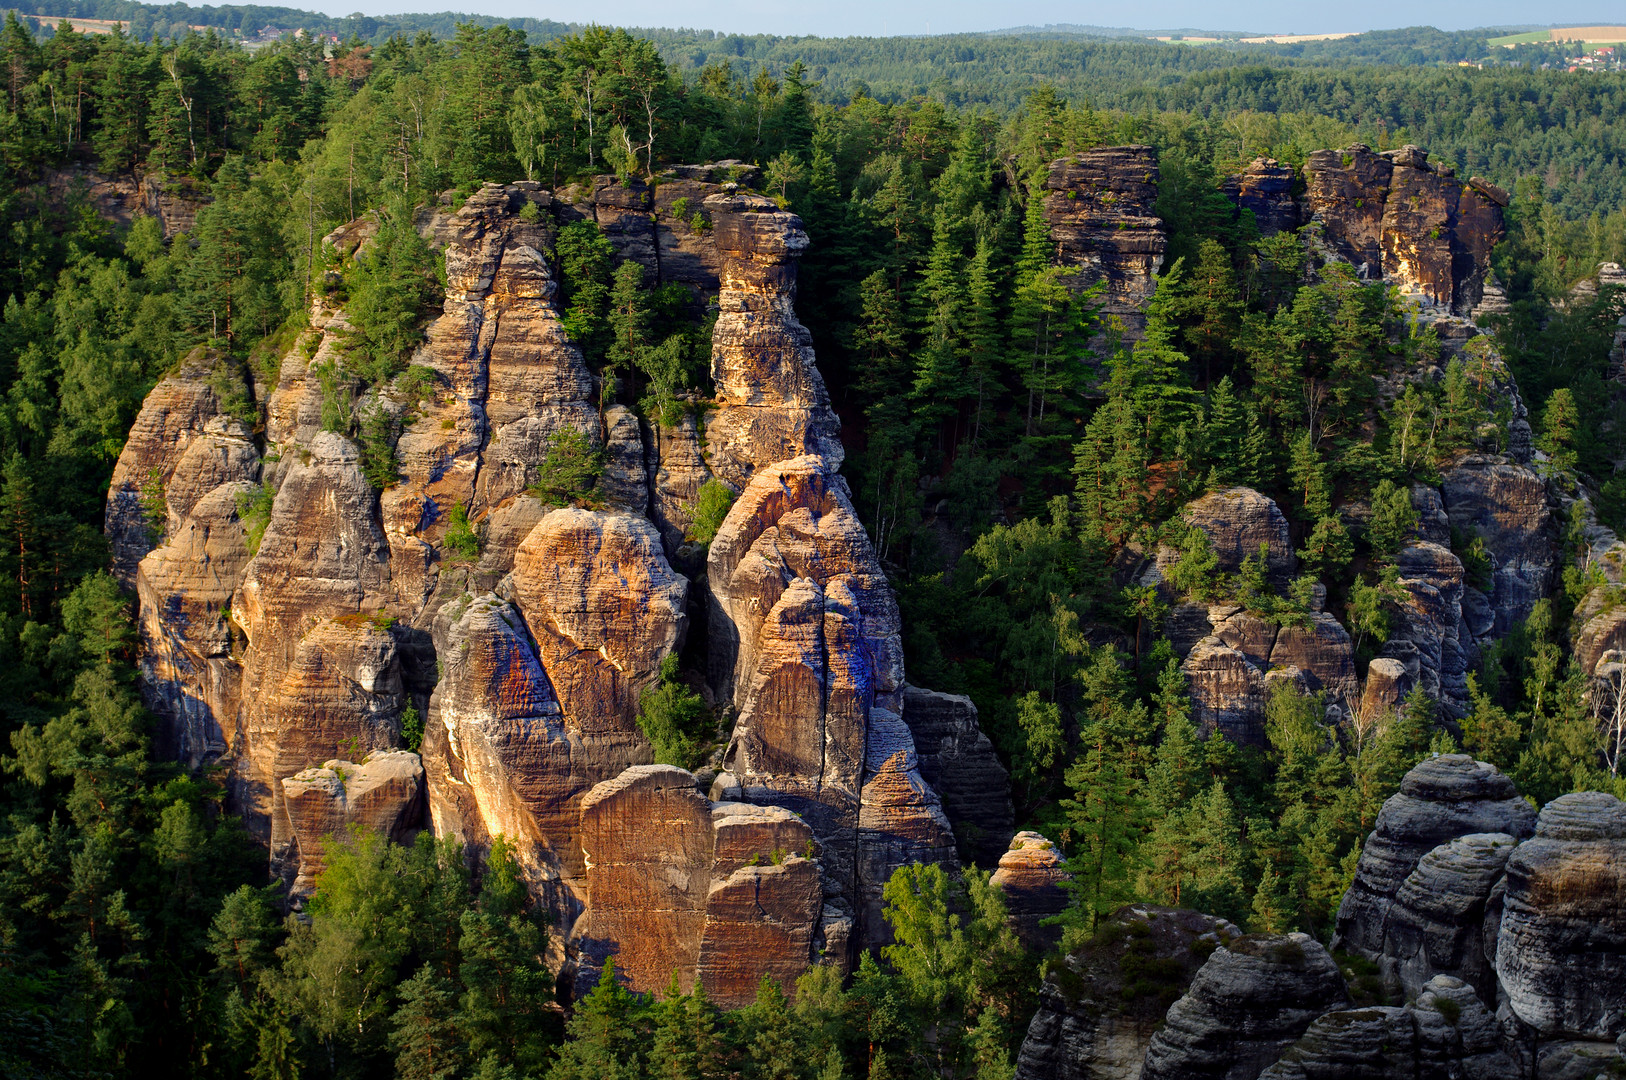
[1140,933,1350,1080]
[1495,791,1626,1041]
[1172,488,1296,584]
[1014,905,1241,1080]
[1334,755,1536,960]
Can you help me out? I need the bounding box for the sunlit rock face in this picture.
[118,176,1005,994]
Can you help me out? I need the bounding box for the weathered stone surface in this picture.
[702,192,843,487]
[1140,933,1350,1080]
[1044,146,1167,343]
[1496,791,1626,1042]
[1303,144,1505,315]
[106,352,259,583]
[282,750,424,896]
[510,509,688,747]
[234,431,397,861]
[1258,975,1515,1080]
[1334,755,1536,960]
[573,766,824,1007]
[137,481,254,767]
[1184,635,1268,745]
[709,455,956,944]
[1573,585,1626,676]
[990,832,1068,951]
[1439,455,1553,635]
[575,765,715,996]
[1015,905,1241,1080]
[1175,487,1296,582]
[1380,831,1519,1002]
[1269,613,1358,713]
[647,405,717,555]
[1383,542,1471,717]
[1222,158,1302,237]
[901,685,1015,868]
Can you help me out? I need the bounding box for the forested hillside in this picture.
[2,11,1625,1080]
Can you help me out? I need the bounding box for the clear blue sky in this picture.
[307,0,1624,38]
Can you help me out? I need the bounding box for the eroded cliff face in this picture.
[1298,144,1507,316]
[1043,146,1168,344]
[115,172,1007,1005]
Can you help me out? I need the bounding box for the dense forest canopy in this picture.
[1,8,1625,1080]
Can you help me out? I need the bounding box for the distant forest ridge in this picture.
[0,4,1582,71]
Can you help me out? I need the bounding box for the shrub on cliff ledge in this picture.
[528,427,604,507]
[684,479,736,545]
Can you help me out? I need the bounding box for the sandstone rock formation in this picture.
[1334,755,1536,963]
[1379,831,1518,1002]
[900,685,1015,868]
[1258,975,1516,1080]
[1139,932,1350,1080]
[1043,146,1167,343]
[1301,144,1505,315]
[1495,791,1626,1043]
[989,832,1069,950]
[1014,905,1241,1080]
[1222,158,1302,237]
[281,750,425,897]
[701,191,843,487]
[573,765,823,1008]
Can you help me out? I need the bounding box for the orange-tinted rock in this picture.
[1303,144,1505,315]
[137,481,255,767]
[106,351,259,583]
[1043,146,1167,343]
[574,766,824,1007]
[510,509,688,745]
[1184,635,1268,745]
[282,750,424,897]
[991,832,1069,950]
[421,592,590,933]
[701,192,843,487]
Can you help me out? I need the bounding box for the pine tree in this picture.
[742,976,802,1080]
[1202,375,1247,487]
[391,966,466,1080]
[547,961,644,1080]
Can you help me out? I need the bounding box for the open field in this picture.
[1490,26,1626,47]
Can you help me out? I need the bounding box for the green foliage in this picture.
[443,502,482,562]
[684,479,735,545]
[344,207,443,385]
[235,482,276,556]
[400,704,424,753]
[528,427,605,506]
[636,654,711,768]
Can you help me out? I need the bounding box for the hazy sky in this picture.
[307,0,1625,38]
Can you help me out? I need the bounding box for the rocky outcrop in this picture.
[1014,905,1241,1080]
[136,481,255,766]
[116,174,1007,992]
[1301,144,1505,315]
[1258,975,1516,1080]
[1166,487,1296,583]
[281,750,425,897]
[1379,831,1518,1002]
[573,765,824,1007]
[106,351,260,584]
[900,685,1015,868]
[702,192,843,488]
[1381,542,1472,718]
[1222,158,1302,237]
[1044,146,1168,343]
[1495,791,1626,1043]
[1183,635,1270,745]
[1140,933,1350,1080]
[1439,455,1553,635]
[1334,755,1536,963]
[990,832,1069,951]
